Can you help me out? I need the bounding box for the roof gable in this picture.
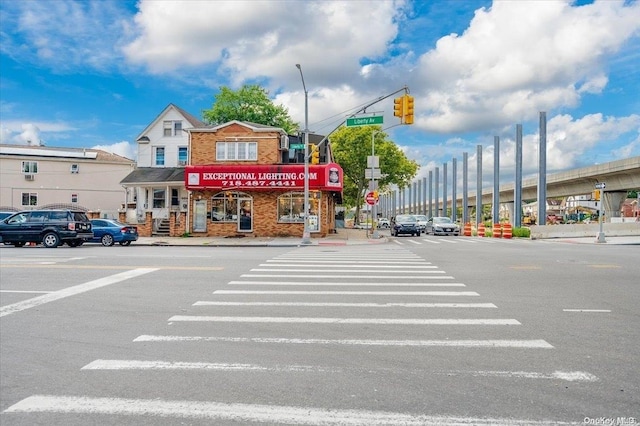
[135,103,206,142]
[186,120,285,135]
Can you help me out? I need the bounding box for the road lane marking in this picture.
[3,395,577,425]
[193,302,495,308]
[266,260,430,264]
[258,264,438,269]
[510,266,542,270]
[0,290,54,294]
[228,281,462,286]
[167,316,520,325]
[241,274,447,279]
[249,268,442,273]
[213,290,479,296]
[445,370,598,382]
[0,264,222,270]
[134,335,549,348]
[0,268,157,317]
[82,360,342,373]
[563,309,611,313]
[588,264,621,269]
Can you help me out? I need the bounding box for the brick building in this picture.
[184,121,343,238]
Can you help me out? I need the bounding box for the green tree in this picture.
[202,85,299,133]
[330,126,419,222]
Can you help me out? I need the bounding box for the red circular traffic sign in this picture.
[365,191,378,205]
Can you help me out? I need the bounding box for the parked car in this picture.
[390,214,421,237]
[90,219,138,246]
[425,216,460,236]
[0,209,93,248]
[413,214,429,231]
[377,218,390,228]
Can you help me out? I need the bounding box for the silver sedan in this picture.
[425,217,460,236]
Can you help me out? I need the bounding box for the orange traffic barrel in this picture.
[463,223,472,236]
[492,223,501,238]
[477,223,485,237]
[502,223,513,239]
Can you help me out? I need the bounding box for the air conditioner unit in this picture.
[25,174,35,181]
[178,160,187,166]
[70,164,79,173]
[280,135,289,150]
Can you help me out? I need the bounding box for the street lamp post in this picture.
[296,64,311,244]
[371,130,380,239]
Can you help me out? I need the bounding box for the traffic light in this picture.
[403,94,414,125]
[310,144,320,164]
[593,190,600,201]
[393,96,404,120]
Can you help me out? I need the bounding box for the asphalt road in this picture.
[1,238,638,425]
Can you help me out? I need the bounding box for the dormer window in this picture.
[163,120,183,137]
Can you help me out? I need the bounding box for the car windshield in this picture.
[414,215,428,221]
[396,215,416,222]
[434,217,453,223]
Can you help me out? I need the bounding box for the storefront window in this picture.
[277,192,305,223]
[211,191,239,222]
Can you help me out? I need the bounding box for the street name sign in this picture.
[346,116,383,127]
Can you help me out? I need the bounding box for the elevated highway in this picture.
[465,156,640,205]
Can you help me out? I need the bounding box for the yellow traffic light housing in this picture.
[393,96,404,120]
[404,94,414,125]
[310,144,320,164]
[593,190,600,201]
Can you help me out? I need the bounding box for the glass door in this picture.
[238,198,252,232]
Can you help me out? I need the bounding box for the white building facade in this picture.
[120,104,206,235]
[0,144,135,217]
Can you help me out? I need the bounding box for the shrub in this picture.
[512,227,530,238]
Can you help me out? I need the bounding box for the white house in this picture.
[0,144,135,217]
[119,104,206,235]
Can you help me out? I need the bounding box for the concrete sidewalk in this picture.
[136,227,387,247]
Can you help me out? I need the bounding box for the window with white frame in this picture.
[216,142,257,161]
[277,192,305,223]
[152,189,165,208]
[163,120,183,137]
[211,191,242,222]
[21,192,38,206]
[22,161,38,174]
[154,146,165,166]
[178,146,188,165]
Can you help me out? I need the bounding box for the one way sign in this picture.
[595,182,606,190]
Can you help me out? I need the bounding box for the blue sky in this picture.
[1,0,639,183]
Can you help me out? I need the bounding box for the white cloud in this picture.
[414,0,640,133]
[91,141,136,161]
[0,121,77,145]
[1,1,130,72]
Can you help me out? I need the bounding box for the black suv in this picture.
[0,210,93,248]
[390,214,421,237]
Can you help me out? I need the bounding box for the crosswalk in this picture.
[4,245,592,425]
[391,236,528,245]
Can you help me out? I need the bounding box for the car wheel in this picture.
[67,239,81,247]
[101,234,115,247]
[119,241,131,246]
[42,232,60,248]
